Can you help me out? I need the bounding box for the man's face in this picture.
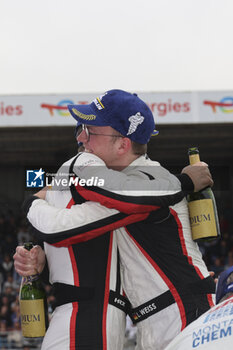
[77,125,123,167]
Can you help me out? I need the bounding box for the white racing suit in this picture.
[164,296,233,350]
[24,153,215,350]
[39,190,127,350]
[24,162,147,350]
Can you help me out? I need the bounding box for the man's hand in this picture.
[13,245,46,277]
[209,271,218,285]
[182,161,214,192]
[35,186,49,200]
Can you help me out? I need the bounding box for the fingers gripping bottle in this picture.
[19,242,48,338]
[187,147,221,242]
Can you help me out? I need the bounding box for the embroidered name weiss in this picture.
[132,302,157,321]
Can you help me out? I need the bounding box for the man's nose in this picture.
[77,129,86,143]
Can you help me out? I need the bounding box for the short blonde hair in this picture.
[131,141,147,156]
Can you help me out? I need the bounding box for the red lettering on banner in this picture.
[0,102,23,116]
[183,102,190,112]
[15,105,23,115]
[168,99,173,112]
[6,106,14,115]
[150,103,156,112]
[147,101,190,117]
[157,103,167,116]
[0,103,4,115]
[173,103,181,112]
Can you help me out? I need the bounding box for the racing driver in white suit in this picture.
[164,266,233,350]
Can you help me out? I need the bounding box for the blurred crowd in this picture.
[0,200,233,349]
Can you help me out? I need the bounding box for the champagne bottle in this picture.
[186,147,221,242]
[19,242,48,338]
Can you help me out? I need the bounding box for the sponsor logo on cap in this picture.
[127,112,144,136]
[93,93,107,110]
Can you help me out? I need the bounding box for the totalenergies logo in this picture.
[203,96,233,113]
[41,100,88,116]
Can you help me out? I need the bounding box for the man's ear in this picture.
[117,137,132,155]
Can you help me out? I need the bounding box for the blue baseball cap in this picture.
[68,89,159,145]
[216,266,233,304]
